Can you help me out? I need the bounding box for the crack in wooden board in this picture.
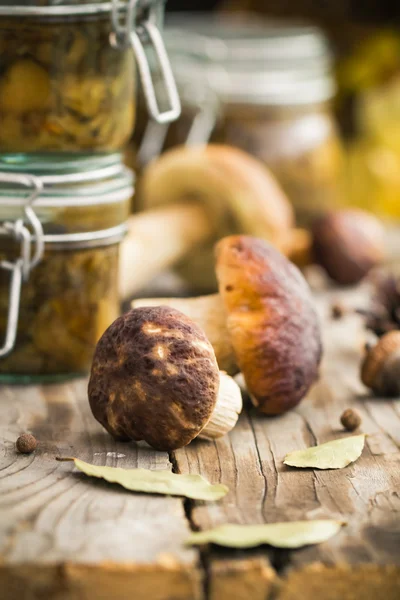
[1,288,400,599]
[173,289,400,599]
[0,380,201,600]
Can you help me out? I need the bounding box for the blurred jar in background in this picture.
[217,0,400,223]
[133,17,346,225]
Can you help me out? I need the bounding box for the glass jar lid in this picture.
[0,153,133,250]
[165,15,335,106]
[166,15,330,66]
[0,154,134,207]
[0,1,153,17]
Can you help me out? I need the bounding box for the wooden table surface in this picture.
[1,288,400,600]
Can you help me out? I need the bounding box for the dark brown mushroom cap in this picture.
[88,306,219,451]
[215,235,322,415]
[311,209,385,285]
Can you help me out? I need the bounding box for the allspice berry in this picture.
[16,433,37,454]
[340,409,362,432]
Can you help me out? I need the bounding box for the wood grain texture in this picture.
[1,288,400,600]
[0,380,201,600]
[173,289,400,598]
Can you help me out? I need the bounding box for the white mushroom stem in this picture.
[119,203,212,300]
[199,372,243,441]
[132,294,237,375]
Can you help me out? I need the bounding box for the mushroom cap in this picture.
[140,144,295,292]
[215,235,322,415]
[88,306,220,451]
[312,209,385,285]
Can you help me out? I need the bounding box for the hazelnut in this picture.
[340,409,362,431]
[361,331,400,397]
[311,209,385,285]
[88,306,242,451]
[16,433,37,454]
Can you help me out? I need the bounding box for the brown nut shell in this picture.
[88,306,219,451]
[361,331,400,397]
[312,209,385,285]
[215,235,322,415]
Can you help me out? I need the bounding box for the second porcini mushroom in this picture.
[88,306,242,451]
[120,144,309,298]
[133,235,323,415]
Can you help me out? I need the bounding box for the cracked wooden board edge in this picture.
[208,555,276,600]
[275,563,400,600]
[0,561,203,600]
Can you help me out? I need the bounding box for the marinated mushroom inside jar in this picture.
[0,244,119,377]
[0,16,135,153]
[0,195,130,378]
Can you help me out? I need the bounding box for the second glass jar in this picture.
[0,154,133,381]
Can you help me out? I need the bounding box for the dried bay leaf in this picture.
[284,434,366,470]
[57,457,228,501]
[187,520,344,549]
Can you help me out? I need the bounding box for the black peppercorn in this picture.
[16,433,37,454]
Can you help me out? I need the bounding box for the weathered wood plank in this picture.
[0,380,201,600]
[2,286,400,599]
[173,289,400,598]
[173,412,277,600]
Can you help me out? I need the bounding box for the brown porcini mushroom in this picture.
[120,144,309,298]
[133,235,322,415]
[88,306,242,451]
[311,209,385,285]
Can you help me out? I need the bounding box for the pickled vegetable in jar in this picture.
[0,0,181,154]
[0,154,133,381]
[138,18,346,224]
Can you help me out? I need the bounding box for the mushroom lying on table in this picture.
[133,235,322,415]
[120,144,310,298]
[88,306,242,451]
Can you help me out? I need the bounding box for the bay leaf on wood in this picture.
[284,434,366,470]
[187,520,344,549]
[57,457,229,501]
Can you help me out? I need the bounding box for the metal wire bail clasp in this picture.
[111,0,181,124]
[0,173,44,358]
